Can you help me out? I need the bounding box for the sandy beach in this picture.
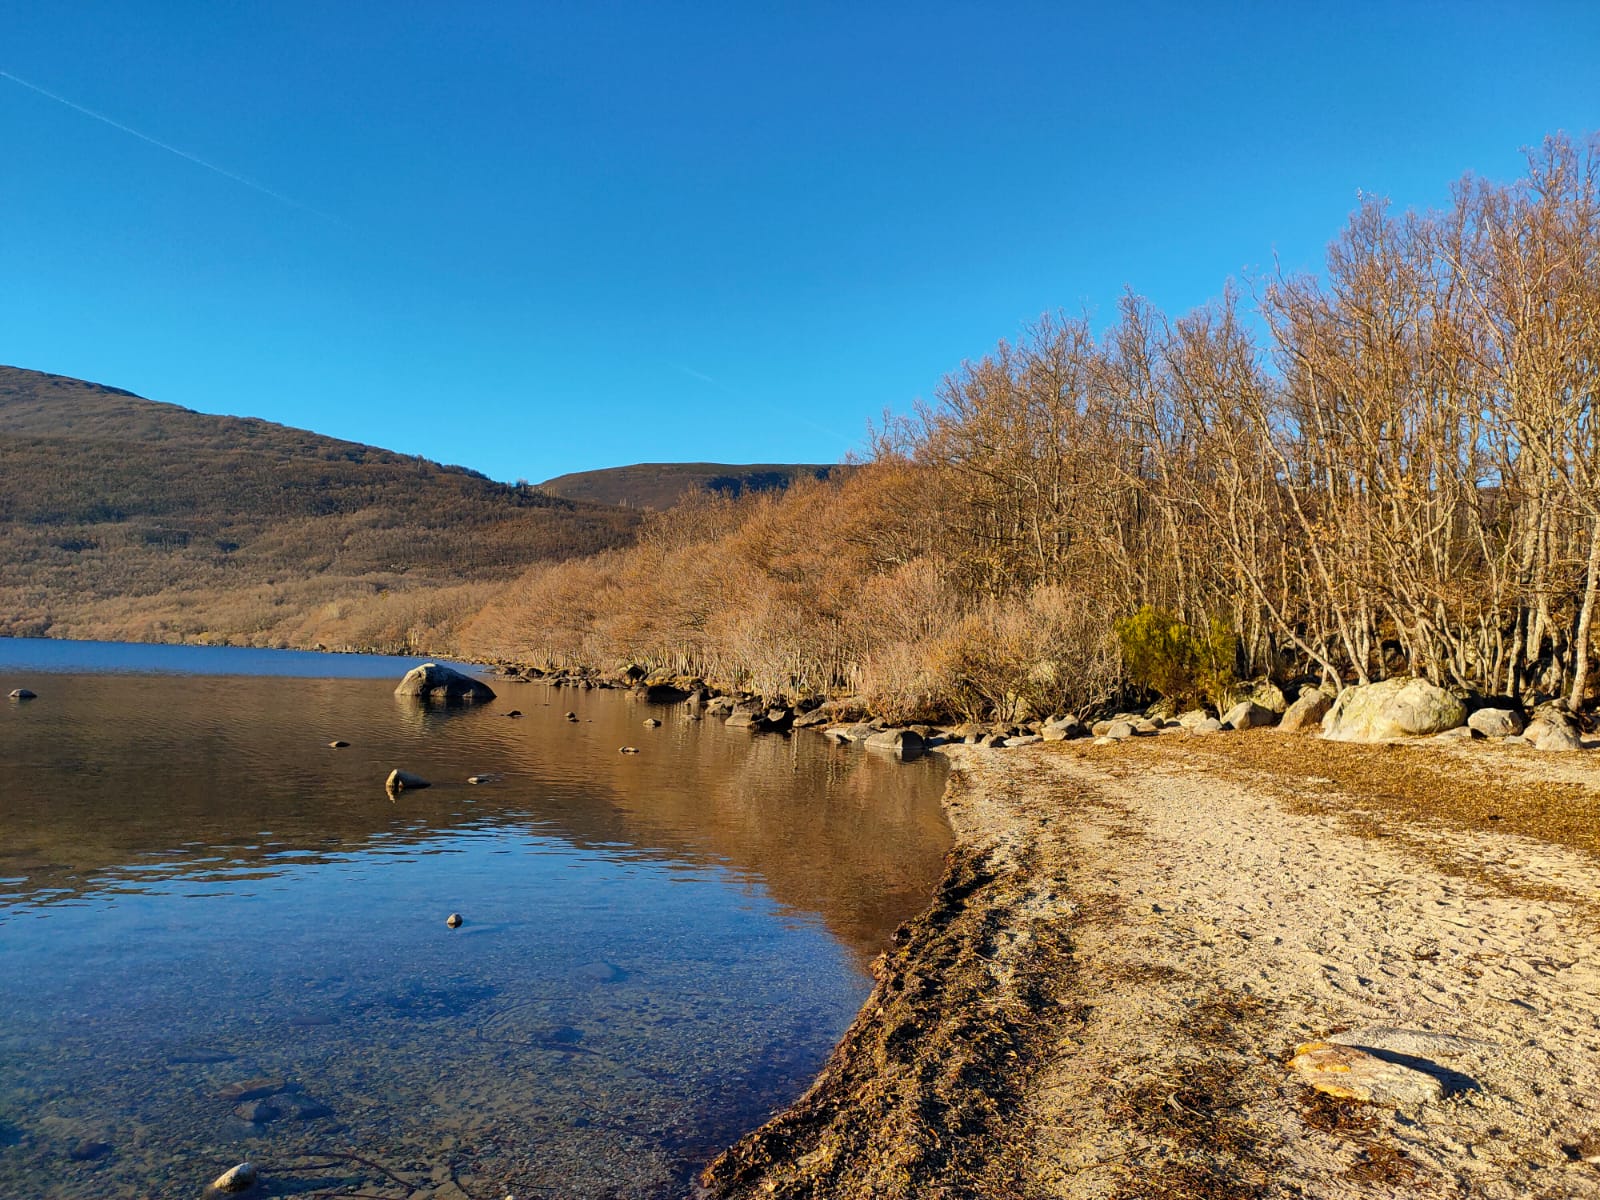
[699,731,1600,1199]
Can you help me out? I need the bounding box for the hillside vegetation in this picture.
[538,462,840,509]
[464,135,1600,719]
[0,367,640,650]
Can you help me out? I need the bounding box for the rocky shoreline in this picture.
[484,662,1600,1197]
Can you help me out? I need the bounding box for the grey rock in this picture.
[724,704,767,729]
[216,1077,286,1103]
[8,688,35,700]
[233,1099,280,1124]
[393,662,495,703]
[1321,678,1467,741]
[864,728,926,760]
[1228,679,1288,714]
[1003,734,1043,747]
[1104,720,1136,740]
[1190,718,1223,734]
[1279,690,1333,733]
[385,769,430,792]
[1222,701,1279,730]
[446,912,462,927]
[1468,707,1525,738]
[327,740,350,748]
[1432,725,1478,741]
[1526,713,1583,751]
[1175,709,1213,728]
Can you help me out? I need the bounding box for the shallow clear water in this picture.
[0,641,950,1199]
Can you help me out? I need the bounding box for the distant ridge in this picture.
[0,365,640,649]
[539,461,843,510]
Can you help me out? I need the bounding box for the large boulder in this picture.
[1525,709,1583,751]
[1321,678,1466,742]
[394,662,495,704]
[1279,689,1333,733]
[1228,679,1288,714]
[864,728,925,761]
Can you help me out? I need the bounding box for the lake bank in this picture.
[700,734,1600,1199]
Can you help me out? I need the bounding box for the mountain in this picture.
[538,461,842,510]
[0,365,641,650]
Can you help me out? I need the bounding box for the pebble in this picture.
[208,1162,258,1193]
[446,913,463,928]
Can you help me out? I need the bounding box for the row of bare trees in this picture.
[466,135,1600,715]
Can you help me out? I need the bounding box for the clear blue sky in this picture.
[3,3,1598,483]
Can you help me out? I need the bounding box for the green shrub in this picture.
[1114,606,1236,708]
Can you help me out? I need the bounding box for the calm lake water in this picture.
[0,640,951,1199]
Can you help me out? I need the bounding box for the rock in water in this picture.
[216,1077,286,1103]
[642,718,661,727]
[208,1162,258,1193]
[446,913,463,928]
[327,739,350,748]
[1287,1041,1445,1105]
[1321,678,1466,741]
[8,688,36,700]
[386,769,430,792]
[233,1099,280,1124]
[393,662,496,703]
[863,728,926,761]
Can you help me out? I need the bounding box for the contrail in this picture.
[0,68,336,221]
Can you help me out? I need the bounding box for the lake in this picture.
[0,640,950,1199]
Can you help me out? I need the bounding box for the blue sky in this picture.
[3,3,1598,483]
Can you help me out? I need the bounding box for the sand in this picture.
[698,731,1600,1199]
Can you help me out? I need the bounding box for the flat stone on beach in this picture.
[1288,1041,1444,1105]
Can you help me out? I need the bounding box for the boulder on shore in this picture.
[1467,707,1525,738]
[1279,690,1333,733]
[1525,709,1583,751]
[394,662,495,704]
[1221,700,1279,730]
[1321,678,1466,742]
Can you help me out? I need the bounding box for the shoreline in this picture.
[696,734,1600,1199]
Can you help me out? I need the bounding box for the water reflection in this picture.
[0,654,950,1199]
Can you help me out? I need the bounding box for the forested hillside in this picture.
[538,462,840,509]
[464,136,1600,719]
[0,367,640,649]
